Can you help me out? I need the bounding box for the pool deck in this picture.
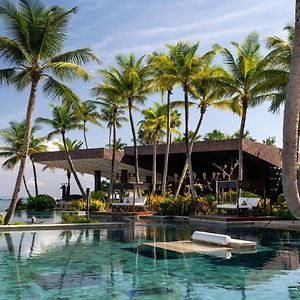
[0,222,126,232]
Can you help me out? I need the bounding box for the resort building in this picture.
[33,139,283,199]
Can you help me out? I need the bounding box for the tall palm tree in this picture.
[53,138,83,196]
[0,0,99,224]
[76,100,101,149]
[98,54,152,183]
[163,41,215,201]
[0,121,47,197]
[215,32,274,182]
[174,67,239,197]
[282,0,300,219]
[36,104,86,198]
[139,102,168,194]
[148,52,177,196]
[91,89,127,196]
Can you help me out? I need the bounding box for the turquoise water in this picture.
[1,220,300,299]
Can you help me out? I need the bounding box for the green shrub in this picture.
[27,194,56,210]
[69,199,107,212]
[277,193,285,205]
[61,212,90,223]
[13,221,27,225]
[89,199,107,211]
[0,214,3,225]
[90,190,106,201]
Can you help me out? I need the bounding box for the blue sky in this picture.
[0,0,295,197]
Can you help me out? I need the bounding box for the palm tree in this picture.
[92,89,127,196]
[148,52,178,196]
[139,102,168,194]
[0,0,99,224]
[173,130,200,143]
[53,138,83,196]
[215,32,274,182]
[262,136,276,146]
[98,54,152,183]
[163,41,215,201]
[76,101,101,149]
[231,129,255,141]
[282,0,300,219]
[106,138,127,151]
[203,130,229,141]
[266,25,294,113]
[36,104,86,198]
[0,121,47,197]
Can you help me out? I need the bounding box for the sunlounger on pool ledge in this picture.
[112,196,147,207]
[216,197,260,210]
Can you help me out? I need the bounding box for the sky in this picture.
[0,0,295,197]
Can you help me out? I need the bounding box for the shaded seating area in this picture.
[111,182,151,212]
[217,197,260,212]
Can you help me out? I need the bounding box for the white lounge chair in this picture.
[112,196,147,209]
[217,197,260,211]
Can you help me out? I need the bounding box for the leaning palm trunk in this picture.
[183,86,197,201]
[30,157,39,196]
[4,79,38,224]
[22,175,32,198]
[109,123,117,200]
[238,101,247,181]
[152,139,157,194]
[175,107,205,198]
[161,90,172,196]
[282,0,300,219]
[128,98,140,183]
[62,132,87,198]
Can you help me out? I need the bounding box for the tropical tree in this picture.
[36,104,86,198]
[106,138,127,151]
[231,129,255,141]
[0,0,99,224]
[92,88,127,196]
[98,54,152,183]
[262,136,276,146]
[139,102,169,193]
[266,25,294,113]
[148,52,178,196]
[203,129,229,141]
[174,66,240,197]
[162,41,215,201]
[76,101,101,149]
[0,121,47,197]
[215,32,274,182]
[173,130,200,143]
[53,138,83,196]
[282,0,300,218]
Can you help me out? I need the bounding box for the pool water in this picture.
[1,220,300,299]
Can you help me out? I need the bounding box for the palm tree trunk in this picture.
[30,157,38,196]
[4,79,38,225]
[108,125,112,149]
[83,120,88,149]
[22,175,32,198]
[109,122,117,199]
[183,85,197,201]
[62,132,87,198]
[175,106,206,198]
[282,0,300,219]
[161,90,171,196]
[128,98,140,183]
[152,139,157,194]
[238,103,247,181]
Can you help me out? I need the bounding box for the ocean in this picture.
[0,199,10,213]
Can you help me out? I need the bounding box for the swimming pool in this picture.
[0,219,300,299]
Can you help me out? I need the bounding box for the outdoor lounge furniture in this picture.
[216,197,260,211]
[112,196,147,209]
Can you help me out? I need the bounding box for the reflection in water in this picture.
[1,222,300,299]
